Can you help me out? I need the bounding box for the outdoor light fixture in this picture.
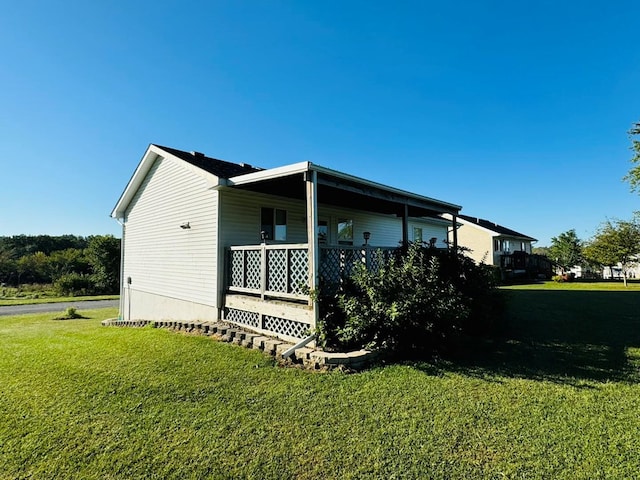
[180,222,191,229]
[363,231,371,245]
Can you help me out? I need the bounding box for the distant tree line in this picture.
[535,215,640,286]
[0,234,120,295]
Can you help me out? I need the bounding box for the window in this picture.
[318,220,328,245]
[337,219,353,245]
[260,207,287,241]
[495,238,510,252]
[413,227,423,243]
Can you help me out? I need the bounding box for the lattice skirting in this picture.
[224,307,311,340]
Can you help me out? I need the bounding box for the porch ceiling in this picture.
[229,172,457,218]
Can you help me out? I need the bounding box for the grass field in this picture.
[1,287,640,479]
[502,280,640,291]
[0,294,119,306]
[0,284,119,306]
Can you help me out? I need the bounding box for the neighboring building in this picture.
[111,144,462,342]
[443,214,551,280]
[444,214,536,266]
[602,262,640,280]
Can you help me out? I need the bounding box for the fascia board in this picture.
[310,163,462,214]
[226,161,311,186]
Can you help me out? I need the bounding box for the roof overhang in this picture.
[226,162,461,217]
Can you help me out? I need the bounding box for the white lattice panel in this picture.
[264,315,310,339]
[245,250,261,289]
[225,308,260,328]
[289,249,308,294]
[267,249,287,292]
[230,250,244,287]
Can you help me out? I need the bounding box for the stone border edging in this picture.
[101,318,377,371]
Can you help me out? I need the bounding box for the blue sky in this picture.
[1,1,638,246]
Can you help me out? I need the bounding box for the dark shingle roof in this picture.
[153,144,263,179]
[458,214,536,241]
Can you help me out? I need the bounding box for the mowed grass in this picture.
[502,280,640,291]
[1,288,640,479]
[0,294,119,306]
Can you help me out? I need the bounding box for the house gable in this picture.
[112,144,259,219]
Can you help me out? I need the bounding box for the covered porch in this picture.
[220,162,461,342]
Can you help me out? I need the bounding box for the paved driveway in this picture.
[0,300,119,317]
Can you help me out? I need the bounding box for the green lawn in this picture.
[1,288,640,479]
[0,294,119,306]
[502,280,640,291]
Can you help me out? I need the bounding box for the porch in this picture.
[219,162,461,342]
[223,243,398,342]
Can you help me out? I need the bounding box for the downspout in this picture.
[114,217,126,321]
[281,333,317,360]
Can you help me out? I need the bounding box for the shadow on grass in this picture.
[429,290,640,385]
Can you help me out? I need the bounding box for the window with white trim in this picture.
[260,207,287,241]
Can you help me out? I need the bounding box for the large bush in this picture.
[316,243,502,358]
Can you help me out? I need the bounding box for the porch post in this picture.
[452,214,458,251]
[305,170,319,320]
[402,204,409,246]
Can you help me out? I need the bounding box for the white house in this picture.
[111,144,462,341]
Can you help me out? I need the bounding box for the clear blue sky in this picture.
[1,1,639,246]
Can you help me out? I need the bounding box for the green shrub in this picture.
[316,243,503,358]
[54,273,96,296]
[53,306,84,320]
[552,275,564,282]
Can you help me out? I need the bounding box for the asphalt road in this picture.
[0,299,119,317]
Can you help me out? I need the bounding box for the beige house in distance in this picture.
[445,214,536,266]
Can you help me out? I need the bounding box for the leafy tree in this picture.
[16,252,49,284]
[0,249,16,284]
[85,235,121,294]
[624,121,640,192]
[532,246,551,257]
[47,248,91,281]
[548,229,583,273]
[584,217,640,287]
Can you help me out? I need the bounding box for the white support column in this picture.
[452,214,458,251]
[402,204,409,246]
[305,170,319,327]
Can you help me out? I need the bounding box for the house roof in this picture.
[112,144,261,218]
[458,214,536,241]
[112,143,462,220]
[152,145,263,178]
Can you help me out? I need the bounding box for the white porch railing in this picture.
[227,244,400,302]
[228,243,310,301]
[225,243,399,340]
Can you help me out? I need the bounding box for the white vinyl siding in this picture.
[123,156,219,307]
[219,188,447,248]
[409,220,448,248]
[219,189,307,247]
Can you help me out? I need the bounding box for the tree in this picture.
[624,121,640,192]
[85,235,121,294]
[583,217,640,287]
[532,246,551,257]
[548,229,582,273]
